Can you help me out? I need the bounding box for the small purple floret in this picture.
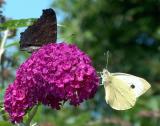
[4,42,99,123]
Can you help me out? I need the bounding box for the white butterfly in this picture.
[101,69,151,110]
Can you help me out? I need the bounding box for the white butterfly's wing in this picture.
[111,73,151,97]
[104,75,136,110]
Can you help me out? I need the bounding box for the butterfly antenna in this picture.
[105,50,110,69]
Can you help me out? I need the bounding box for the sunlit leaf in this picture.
[5,41,19,48]
[0,18,37,31]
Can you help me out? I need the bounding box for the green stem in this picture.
[0,29,9,88]
[25,104,39,126]
[0,29,9,61]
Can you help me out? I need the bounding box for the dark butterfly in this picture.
[19,8,57,52]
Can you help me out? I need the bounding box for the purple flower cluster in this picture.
[4,42,99,123]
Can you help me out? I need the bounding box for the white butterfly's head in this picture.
[102,69,110,76]
[101,69,110,85]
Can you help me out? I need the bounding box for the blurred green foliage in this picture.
[0,18,36,31]
[0,0,160,126]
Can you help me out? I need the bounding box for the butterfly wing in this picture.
[104,75,136,110]
[20,8,57,52]
[111,73,151,97]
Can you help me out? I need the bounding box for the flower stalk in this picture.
[0,29,9,62]
[25,104,39,126]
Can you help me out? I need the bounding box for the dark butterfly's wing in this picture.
[20,8,57,52]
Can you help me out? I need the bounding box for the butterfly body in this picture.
[102,69,151,110]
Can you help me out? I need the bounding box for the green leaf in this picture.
[5,41,19,48]
[0,121,12,126]
[0,18,37,31]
